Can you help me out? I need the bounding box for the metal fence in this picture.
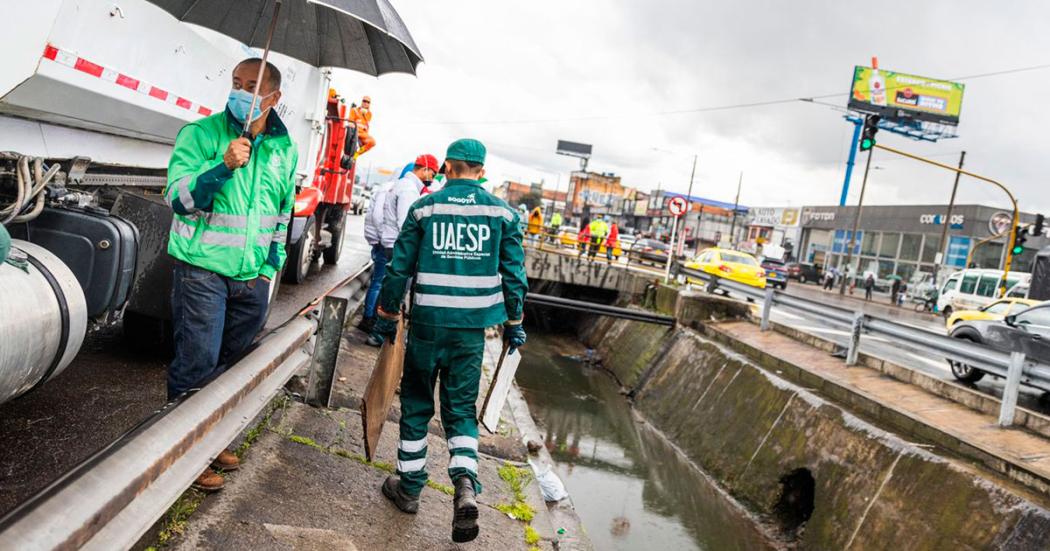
[0,263,373,550]
[675,264,1046,428]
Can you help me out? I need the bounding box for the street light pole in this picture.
[729,172,742,247]
[934,151,966,282]
[840,147,874,295]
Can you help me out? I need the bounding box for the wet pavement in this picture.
[515,333,776,551]
[0,216,371,516]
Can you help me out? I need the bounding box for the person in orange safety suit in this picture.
[349,96,376,158]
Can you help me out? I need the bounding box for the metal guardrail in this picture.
[526,292,675,326]
[0,262,373,550]
[675,264,1045,428]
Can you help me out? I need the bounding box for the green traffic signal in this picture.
[860,137,875,151]
[1013,245,1024,255]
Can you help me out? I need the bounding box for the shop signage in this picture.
[919,213,964,228]
[802,210,836,224]
[988,211,1013,235]
[750,207,801,227]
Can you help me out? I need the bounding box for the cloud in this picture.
[332,0,1050,213]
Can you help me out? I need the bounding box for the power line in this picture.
[400,62,1050,126]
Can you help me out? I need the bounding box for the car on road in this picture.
[947,301,1050,384]
[629,238,670,265]
[785,262,822,284]
[760,258,789,290]
[558,226,580,247]
[937,268,1030,319]
[685,248,766,289]
[945,298,1040,331]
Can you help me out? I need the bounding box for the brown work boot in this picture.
[192,469,225,492]
[211,450,240,471]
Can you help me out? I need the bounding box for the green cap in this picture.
[445,138,486,165]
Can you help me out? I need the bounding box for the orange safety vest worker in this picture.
[349,96,376,158]
[528,207,543,235]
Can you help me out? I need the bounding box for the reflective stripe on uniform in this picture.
[399,438,428,453]
[170,217,196,238]
[256,233,272,247]
[447,436,478,451]
[397,458,427,473]
[207,212,248,229]
[414,203,512,221]
[417,273,501,288]
[201,230,247,247]
[259,214,280,229]
[176,175,197,213]
[449,455,478,472]
[414,292,504,309]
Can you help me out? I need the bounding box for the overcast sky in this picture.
[332,1,1050,213]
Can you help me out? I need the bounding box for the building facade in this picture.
[797,204,1049,281]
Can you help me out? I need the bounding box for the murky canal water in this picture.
[517,334,775,551]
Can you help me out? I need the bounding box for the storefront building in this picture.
[797,204,1049,281]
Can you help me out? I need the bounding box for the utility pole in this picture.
[728,172,742,246]
[840,148,874,295]
[679,154,698,257]
[934,151,966,283]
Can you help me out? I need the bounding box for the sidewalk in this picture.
[164,321,567,550]
[783,281,942,329]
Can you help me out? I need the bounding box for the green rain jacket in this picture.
[379,179,529,328]
[164,108,298,280]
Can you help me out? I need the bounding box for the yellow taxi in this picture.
[684,248,766,289]
[945,298,1040,330]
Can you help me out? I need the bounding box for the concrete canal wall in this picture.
[578,298,1050,549]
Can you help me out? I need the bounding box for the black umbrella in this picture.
[150,0,422,134]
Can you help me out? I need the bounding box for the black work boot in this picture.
[452,476,479,543]
[381,476,419,514]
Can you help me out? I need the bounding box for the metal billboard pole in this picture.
[839,118,863,206]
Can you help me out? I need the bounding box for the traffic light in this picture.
[859,115,881,151]
[1034,214,1045,236]
[1012,224,1027,256]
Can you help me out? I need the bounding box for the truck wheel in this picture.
[283,215,317,285]
[799,275,807,284]
[322,208,347,265]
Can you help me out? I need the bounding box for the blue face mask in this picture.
[227,88,275,124]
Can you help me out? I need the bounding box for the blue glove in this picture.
[505,324,527,355]
[373,314,399,341]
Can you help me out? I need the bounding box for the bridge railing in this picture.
[0,263,374,550]
[520,225,672,270]
[676,264,1048,429]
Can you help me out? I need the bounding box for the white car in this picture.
[937,268,1030,318]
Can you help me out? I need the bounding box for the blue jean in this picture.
[168,262,271,400]
[364,244,391,320]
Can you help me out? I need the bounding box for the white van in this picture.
[936,269,1031,317]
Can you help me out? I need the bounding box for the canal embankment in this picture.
[569,286,1050,549]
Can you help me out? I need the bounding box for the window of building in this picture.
[877,260,895,278]
[921,235,939,263]
[973,242,1003,269]
[899,234,921,261]
[896,263,916,282]
[879,233,900,258]
[861,232,879,256]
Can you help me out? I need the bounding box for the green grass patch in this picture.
[524,523,540,544]
[235,394,289,459]
[155,489,206,546]
[496,462,542,546]
[496,501,535,522]
[289,434,322,449]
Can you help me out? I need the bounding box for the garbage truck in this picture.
[0,0,358,405]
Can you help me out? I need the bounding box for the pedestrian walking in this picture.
[163,58,296,491]
[366,154,439,346]
[359,162,412,333]
[864,273,875,301]
[577,223,591,257]
[890,277,901,306]
[372,139,528,543]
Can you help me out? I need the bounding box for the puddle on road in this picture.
[517,334,776,551]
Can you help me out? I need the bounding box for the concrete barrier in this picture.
[581,314,1050,549]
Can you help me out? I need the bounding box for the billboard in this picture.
[848,66,965,125]
[556,140,592,158]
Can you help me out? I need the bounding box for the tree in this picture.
[517,191,543,212]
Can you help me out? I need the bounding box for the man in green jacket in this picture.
[163,58,297,491]
[373,139,528,543]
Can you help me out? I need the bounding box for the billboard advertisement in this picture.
[848,66,965,125]
[556,140,592,158]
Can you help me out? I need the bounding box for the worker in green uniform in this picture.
[372,139,528,543]
[587,214,609,259]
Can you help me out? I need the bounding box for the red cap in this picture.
[415,154,439,172]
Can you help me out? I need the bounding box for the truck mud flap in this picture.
[110,191,174,321]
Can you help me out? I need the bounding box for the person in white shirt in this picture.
[359,162,413,332]
[365,154,438,344]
